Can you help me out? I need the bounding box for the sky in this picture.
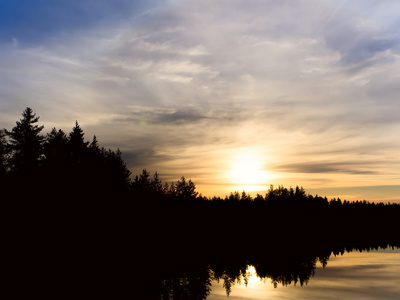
[0,0,399,201]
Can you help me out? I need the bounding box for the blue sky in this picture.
[0,0,152,43]
[1,0,399,200]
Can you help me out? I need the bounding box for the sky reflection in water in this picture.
[208,249,400,300]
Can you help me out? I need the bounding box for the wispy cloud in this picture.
[0,0,399,198]
[273,161,382,175]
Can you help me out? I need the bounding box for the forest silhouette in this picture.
[1,108,399,299]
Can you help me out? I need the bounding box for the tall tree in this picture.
[151,172,163,194]
[68,121,88,167]
[69,121,88,150]
[6,107,44,173]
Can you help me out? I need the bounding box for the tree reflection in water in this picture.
[139,244,397,299]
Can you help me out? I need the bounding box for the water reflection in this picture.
[209,248,400,300]
[144,245,399,299]
[52,190,399,299]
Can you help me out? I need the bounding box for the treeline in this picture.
[1,107,132,199]
[0,107,202,200]
[1,107,399,208]
[133,171,400,248]
[2,108,399,299]
[1,108,398,238]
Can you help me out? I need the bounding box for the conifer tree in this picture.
[69,121,88,151]
[6,107,44,173]
[89,135,99,152]
[175,176,198,200]
[44,128,69,161]
[68,121,88,167]
[151,172,163,193]
[134,169,151,190]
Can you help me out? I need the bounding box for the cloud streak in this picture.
[273,161,380,175]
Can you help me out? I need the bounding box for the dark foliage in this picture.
[5,107,45,174]
[1,108,399,299]
[2,108,131,200]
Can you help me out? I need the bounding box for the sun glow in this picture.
[228,153,272,191]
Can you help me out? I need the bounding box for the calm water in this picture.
[208,248,400,299]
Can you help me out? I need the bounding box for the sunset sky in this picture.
[0,0,399,201]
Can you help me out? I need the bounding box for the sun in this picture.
[228,153,271,190]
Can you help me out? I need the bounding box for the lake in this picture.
[208,248,400,299]
[40,199,399,299]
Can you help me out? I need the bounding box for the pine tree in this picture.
[151,172,163,193]
[68,121,88,167]
[44,128,69,161]
[89,135,99,152]
[69,121,88,150]
[6,107,44,173]
[176,176,198,200]
[134,169,151,190]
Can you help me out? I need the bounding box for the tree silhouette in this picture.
[6,107,44,173]
[68,121,89,167]
[2,108,136,199]
[133,169,151,191]
[175,176,198,200]
[151,172,164,194]
[44,128,69,163]
[89,135,99,151]
[101,148,131,193]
